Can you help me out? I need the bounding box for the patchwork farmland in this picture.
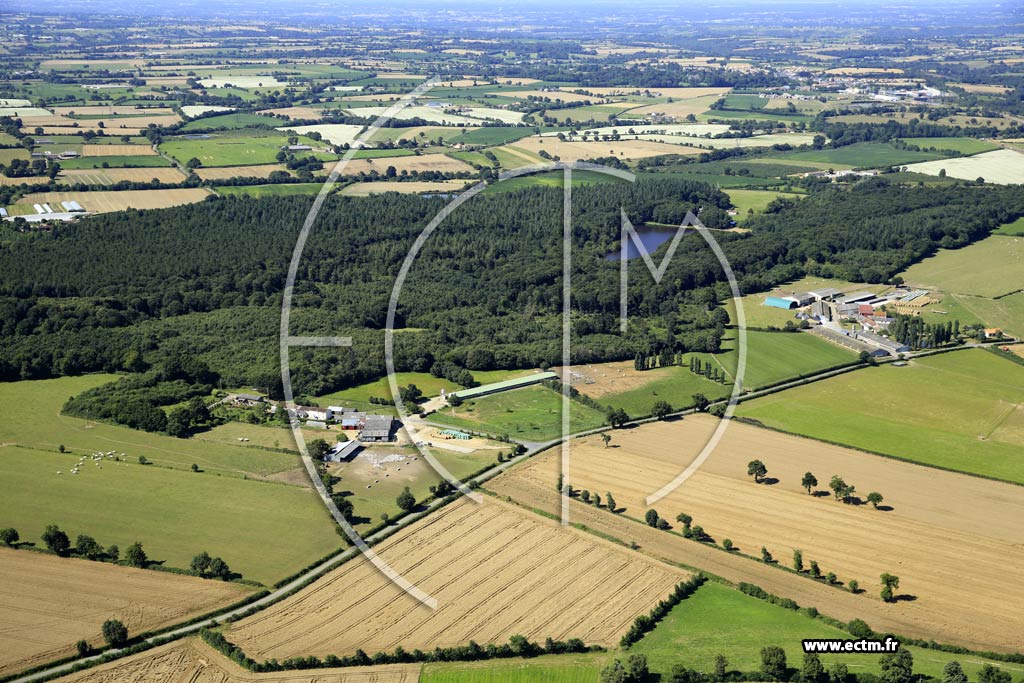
[0,549,249,676]
[228,498,687,660]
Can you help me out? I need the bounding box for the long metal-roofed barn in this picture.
[449,371,558,401]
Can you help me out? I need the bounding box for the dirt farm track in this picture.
[228,497,688,661]
[0,549,249,677]
[486,416,1024,653]
[52,638,420,683]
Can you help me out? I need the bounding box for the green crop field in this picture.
[779,142,947,168]
[899,137,999,155]
[422,654,608,683]
[993,217,1024,236]
[737,349,1024,483]
[717,330,858,389]
[218,183,323,198]
[59,155,172,169]
[431,384,607,441]
[726,189,803,221]
[485,169,627,193]
[900,235,1024,298]
[595,363,730,417]
[0,375,299,478]
[161,130,334,167]
[0,445,339,585]
[950,291,1024,337]
[180,112,282,130]
[448,127,537,145]
[630,582,1017,679]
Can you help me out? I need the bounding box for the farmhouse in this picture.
[359,415,396,442]
[232,393,265,407]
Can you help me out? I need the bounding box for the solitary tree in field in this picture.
[760,646,788,681]
[651,400,672,420]
[102,619,128,648]
[880,572,900,602]
[802,653,825,683]
[0,528,18,546]
[644,509,660,527]
[793,548,804,572]
[581,490,591,503]
[106,544,119,562]
[76,534,102,560]
[879,649,914,683]
[42,525,70,555]
[829,475,847,501]
[941,662,968,683]
[601,433,611,448]
[867,492,884,509]
[848,579,859,593]
[692,393,710,412]
[809,560,821,578]
[761,546,773,563]
[713,655,729,682]
[191,551,212,576]
[76,640,91,657]
[396,486,416,512]
[605,492,616,512]
[747,459,768,483]
[592,493,601,507]
[208,557,231,580]
[801,472,818,495]
[676,512,693,531]
[722,538,733,551]
[124,542,148,568]
[607,408,629,428]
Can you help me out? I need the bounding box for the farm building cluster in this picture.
[294,405,398,443]
[763,286,933,357]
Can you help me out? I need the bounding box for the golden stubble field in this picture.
[507,137,702,161]
[52,638,420,683]
[228,497,687,661]
[0,549,250,677]
[57,167,187,185]
[487,416,1024,653]
[18,189,213,213]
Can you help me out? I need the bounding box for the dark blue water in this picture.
[605,227,679,261]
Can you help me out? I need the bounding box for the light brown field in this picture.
[514,90,608,103]
[951,83,1011,94]
[52,638,419,683]
[196,164,290,180]
[340,180,468,196]
[22,115,180,132]
[507,137,702,162]
[17,189,213,213]
[57,167,187,185]
[82,144,158,156]
[228,497,686,660]
[825,67,904,75]
[0,175,51,187]
[51,106,177,116]
[0,549,249,677]
[624,95,726,120]
[487,416,1024,653]
[340,154,474,176]
[553,361,666,398]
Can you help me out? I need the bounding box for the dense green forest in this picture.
[1,176,1022,404]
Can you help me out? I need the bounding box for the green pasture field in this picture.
[949,291,1024,338]
[0,375,299,479]
[665,158,819,178]
[351,148,417,158]
[594,363,730,417]
[431,384,607,441]
[0,148,29,164]
[726,189,803,221]
[0,132,22,145]
[422,654,609,683]
[737,349,1024,483]
[58,155,172,169]
[180,112,282,131]
[777,142,947,168]
[218,183,323,198]
[488,146,543,169]
[640,171,781,189]
[699,109,810,123]
[899,235,1024,298]
[0,445,338,585]
[316,371,463,413]
[716,330,859,390]
[993,217,1024,236]
[547,104,636,123]
[899,137,999,155]
[484,169,628,193]
[448,127,537,145]
[631,581,1018,680]
[160,130,334,167]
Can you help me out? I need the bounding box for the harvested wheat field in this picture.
[0,175,51,186]
[487,416,1024,653]
[57,167,187,185]
[229,498,686,660]
[340,154,474,176]
[17,189,213,213]
[565,86,731,99]
[51,106,178,116]
[553,360,665,398]
[52,638,420,683]
[624,95,727,120]
[507,137,701,162]
[340,180,467,196]
[196,164,291,180]
[0,549,249,677]
[82,144,158,156]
